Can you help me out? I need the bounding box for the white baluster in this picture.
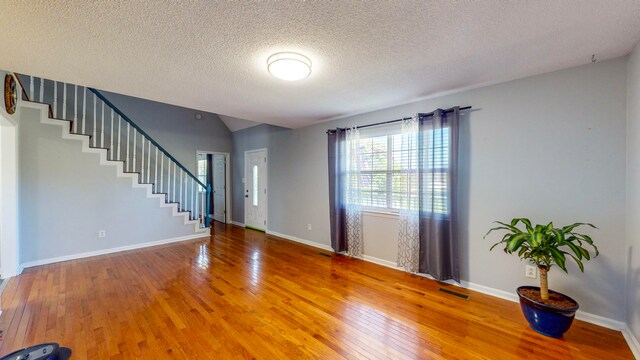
[73,85,77,132]
[117,116,121,160]
[160,153,164,193]
[180,169,184,210]
[100,102,104,148]
[192,178,195,219]
[185,171,188,211]
[126,123,130,171]
[141,136,145,180]
[173,163,176,203]
[39,78,43,102]
[29,76,34,100]
[82,87,86,134]
[133,128,137,172]
[53,81,58,117]
[92,94,97,146]
[167,160,171,200]
[154,147,158,187]
[146,141,151,183]
[195,182,199,222]
[62,83,67,119]
[110,109,114,159]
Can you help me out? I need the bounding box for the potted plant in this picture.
[484,218,598,338]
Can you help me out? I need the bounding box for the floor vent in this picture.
[438,287,470,300]
[318,252,332,258]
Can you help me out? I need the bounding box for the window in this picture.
[197,158,207,189]
[346,127,449,214]
[252,165,259,206]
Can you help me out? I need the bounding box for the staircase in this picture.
[16,73,211,233]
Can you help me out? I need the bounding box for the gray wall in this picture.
[102,91,232,175]
[626,42,640,340]
[232,57,629,322]
[231,124,292,225]
[18,106,197,264]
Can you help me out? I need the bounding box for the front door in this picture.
[244,149,267,231]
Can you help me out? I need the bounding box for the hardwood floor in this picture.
[0,223,633,359]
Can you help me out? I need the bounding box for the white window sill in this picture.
[362,209,400,219]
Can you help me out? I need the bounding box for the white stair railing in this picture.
[18,74,211,227]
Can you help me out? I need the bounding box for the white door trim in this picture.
[244,148,268,231]
[0,113,20,278]
[195,151,232,224]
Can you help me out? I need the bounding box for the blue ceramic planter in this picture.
[517,286,579,338]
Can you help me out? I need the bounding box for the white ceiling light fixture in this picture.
[267,52,312,81]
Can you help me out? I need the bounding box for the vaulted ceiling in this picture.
[1,1,639,129]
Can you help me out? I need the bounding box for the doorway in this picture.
[0,114,19,278]
[196,151,231,224]
[244,149,267,231]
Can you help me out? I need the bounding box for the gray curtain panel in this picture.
[328,129,347,252]
[418,108,460,282]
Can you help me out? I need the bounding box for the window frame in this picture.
[346,126,450,216]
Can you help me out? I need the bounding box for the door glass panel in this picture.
[252,165,258,206]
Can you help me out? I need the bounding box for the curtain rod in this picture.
[326,106,471,134]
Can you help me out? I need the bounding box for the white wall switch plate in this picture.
[98,230,106,238]
[307,224,312,231]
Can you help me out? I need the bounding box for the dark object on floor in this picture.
[438,287,470,300]
[0,343,72,360]
[518,285,579,338]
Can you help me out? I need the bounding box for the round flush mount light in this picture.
[267,52,312,81]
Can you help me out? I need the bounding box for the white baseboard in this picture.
[231,221,245,227]
[265,230,333,252]
[19,233,209,270]
[362,254,397,269]
[622,325,640,359]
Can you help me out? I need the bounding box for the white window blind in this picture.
[346,126,449,214]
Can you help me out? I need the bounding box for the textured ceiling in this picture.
[1,1,639,129]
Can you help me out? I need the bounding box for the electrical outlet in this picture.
[307,224,312,231]
[525,265,537,279]
[98,230,106,238]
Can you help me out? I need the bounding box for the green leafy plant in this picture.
[484,218,599,301]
